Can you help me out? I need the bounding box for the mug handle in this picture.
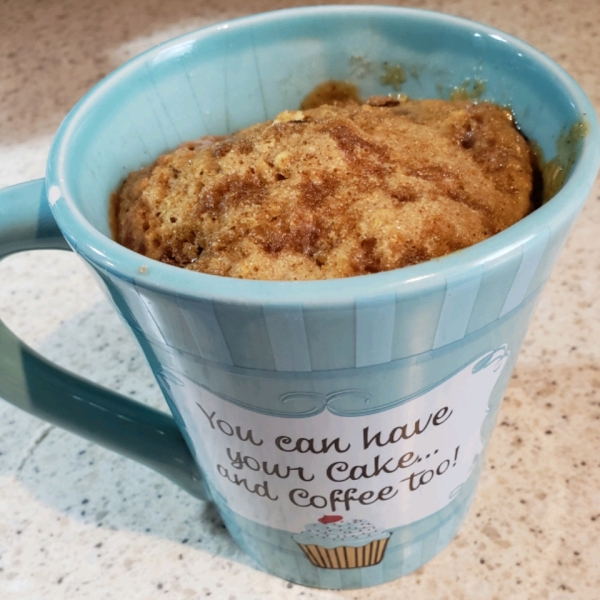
[0,179,210,501]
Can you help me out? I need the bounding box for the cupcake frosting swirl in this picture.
[293,517,390,549]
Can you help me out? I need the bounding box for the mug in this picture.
[0,6,598,590]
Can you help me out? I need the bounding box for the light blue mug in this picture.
[0,6,598,590]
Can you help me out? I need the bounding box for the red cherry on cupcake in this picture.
[318,515,343,524]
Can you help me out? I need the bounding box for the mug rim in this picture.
[46,4,600,306]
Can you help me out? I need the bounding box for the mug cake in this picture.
[110,94,538,280]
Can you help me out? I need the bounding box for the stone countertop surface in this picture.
[1,1,599,598]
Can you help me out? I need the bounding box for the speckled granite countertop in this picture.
[1,1,599,599]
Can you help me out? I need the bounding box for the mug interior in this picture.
[47,5,598,301]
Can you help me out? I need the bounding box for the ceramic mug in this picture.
[0,6,598,590]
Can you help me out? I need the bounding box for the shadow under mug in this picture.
[0,6,599,590]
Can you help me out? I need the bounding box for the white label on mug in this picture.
[175,348,508,532]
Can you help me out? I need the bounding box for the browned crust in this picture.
[111,98,535,280]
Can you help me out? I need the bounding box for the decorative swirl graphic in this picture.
[472,345,510,374]
[157,368,184,388]
[325,389,373,416]
[279,389,373,417]
[164,346,510,418]
[279,392,330,417]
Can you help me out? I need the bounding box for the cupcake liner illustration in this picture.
[293,515,391,569]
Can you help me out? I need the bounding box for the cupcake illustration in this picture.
[293,515,391,569]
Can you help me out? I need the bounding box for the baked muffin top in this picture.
[111,96,535,280]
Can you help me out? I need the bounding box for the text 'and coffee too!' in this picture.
[196,401,460,511]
